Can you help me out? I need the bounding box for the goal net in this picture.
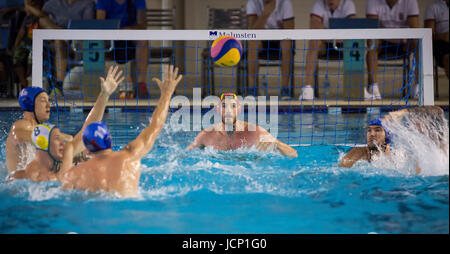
[31,28,434,147]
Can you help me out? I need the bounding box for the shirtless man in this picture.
[339,106,446,173]
[6,86,51,173]
[338,118,391,168]
[186,93,298,157]
[11,65,124,182]
[54,65,183,197]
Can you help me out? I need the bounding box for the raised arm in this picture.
[58,66,123,175]
[70,65,123,155]
[123,65,182,159]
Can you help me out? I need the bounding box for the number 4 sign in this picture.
[343,39,365,72]
[343,39,366,100]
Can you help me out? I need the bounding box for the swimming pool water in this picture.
[0,110,448,234]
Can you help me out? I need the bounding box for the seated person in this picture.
[300,0,356,100]
[424,0,449,80]
[246,0,295,99]
[20,0,95,97]
[0,0,25,39]
[12,0,43,92]
[186,93,298,157]
[365,0,420,100]
[8,65,123,178]
[42,0,95,96]
[96,0,149,99]
[339,106,446,174]
[54,65,182,198]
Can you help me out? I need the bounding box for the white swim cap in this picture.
[31,123,62,173]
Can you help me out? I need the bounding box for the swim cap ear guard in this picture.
[217,93,242,115]
[368,118,391,144]
[82,122,112,153]
[31,124,62,172]
[19,87,46,123]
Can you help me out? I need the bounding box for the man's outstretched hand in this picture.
[100,65,124,98]
[152,65,183,97]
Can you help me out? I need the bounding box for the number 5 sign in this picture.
[83,40,105,72]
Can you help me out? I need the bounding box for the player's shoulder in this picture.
[252,124,264,133]
[114,149,131,159]
[193,126,217,143]
[11,118,32,128]
[10,118,34,133]
[201,123,221,134]
[351,146,367,152]
[347,146,368,156]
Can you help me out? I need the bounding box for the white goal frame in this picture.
[32,28,434,105]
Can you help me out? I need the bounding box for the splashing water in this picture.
[0,111,448,233]
[382,111,449,176]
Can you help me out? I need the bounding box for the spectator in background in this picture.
[299,0,356,100]
[0,61,7,96]
[96,0,149,99]
[42,0,95,96]
[365,0,420,100]
[1,0,24,97]
[425,0,449,81]
[19,0,95,97]
[12,0,44,91]
[0,0,24,17]
[246,0,295,99]
[0,0,24,16]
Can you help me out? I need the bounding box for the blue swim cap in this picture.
[82,122,112,153]
[368,118,391,144]
[18,87,46,112]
